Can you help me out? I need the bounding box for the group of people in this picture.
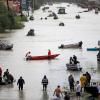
[68,72,93,100]
[0,67,25,91]
[0,68,14,85]
[69,55,80,65]
[41,75,70,100]
[68,72,91,92]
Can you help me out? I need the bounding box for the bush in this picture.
[21,15,28,21]
[13,22,25,29]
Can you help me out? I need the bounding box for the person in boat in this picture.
[41,75,48,91]
[3,69,10,82]
[9,74,14,84]
[25,51,31,59]
[48,49,51,56]
[69,57,74,64]
[73,55,80,65]
[17,76,25,90]
[78,41,83,48]
[60,44,64,48]
[27,29,34,36]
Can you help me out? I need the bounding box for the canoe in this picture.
[87,47,100,51]
[26,54,60,60]
[58,41,83,49]
[66,63,82,71]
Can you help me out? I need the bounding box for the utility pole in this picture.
[6,0,9,11]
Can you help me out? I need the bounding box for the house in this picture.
[4,0,20,12]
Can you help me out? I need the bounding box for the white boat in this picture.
[66,63,82,71]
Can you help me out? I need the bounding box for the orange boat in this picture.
[26,54,60,60]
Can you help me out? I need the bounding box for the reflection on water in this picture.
[41,91,49,100]
[97,63,100,71]
[0,84,14,90]
[18,91,25,100]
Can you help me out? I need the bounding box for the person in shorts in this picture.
[76,81,81,100]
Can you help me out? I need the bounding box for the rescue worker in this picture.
[48,49,51,56]
[80,74,87,92]
[41,75,48,91]
[17,76,25,90]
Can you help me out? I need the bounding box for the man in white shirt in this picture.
[76,81,81,100]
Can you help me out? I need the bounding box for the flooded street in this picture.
[0,3,100,100]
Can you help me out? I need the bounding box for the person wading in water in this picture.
[41,75,48,91]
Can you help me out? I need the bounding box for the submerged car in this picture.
[0,40,13,50]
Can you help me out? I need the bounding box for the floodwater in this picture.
[0,3,100,100]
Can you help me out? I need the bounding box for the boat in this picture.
[58,41,83,49]
[87,47,100,51]
[66,63,82,71]
[0,40,13,50]
[75,15,80,19]
[58,7,66,14]
[29,16,34,20]
[26,54,60,60]
[27,29,35,36]
[59,22,64,26]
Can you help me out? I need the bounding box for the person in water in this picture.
[53,85,63,98]
[48,49,51,56]
[17,76,25,90]
[41,75,48,91]
[78,41,83,48]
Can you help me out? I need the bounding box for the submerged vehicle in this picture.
[0,40,13,50]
